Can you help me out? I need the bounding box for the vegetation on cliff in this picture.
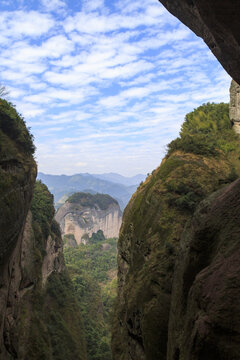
[14,181,87,360]
[0,97,87,359]
[64,236,118,360]
[67,192,118,210]
[0,98,35,155]
[112,102,240,360]
[0,98,36,264]
[167,103,239,158]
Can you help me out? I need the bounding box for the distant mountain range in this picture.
[37,172,146,210]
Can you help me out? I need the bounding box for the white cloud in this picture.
[0,11,54,38]
[82,0,105,12]
[41,0,66,12]
[0,0,232,176]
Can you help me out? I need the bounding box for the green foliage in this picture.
[45,271,86,360]
[31,180,55,240]
[64,237,118,360]
[17,184,86,359]
[67,192,118,210]
[89,230,105,244]
[112,102,240,359]
[24,271,86,360]
[167,103,240,157]
[0,98,35,154]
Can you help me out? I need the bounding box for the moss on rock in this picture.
[112,103,240,360]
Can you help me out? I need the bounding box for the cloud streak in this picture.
[0,0,231,176]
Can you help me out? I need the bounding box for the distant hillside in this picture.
[37,172,145,210]
[92,172,146,186]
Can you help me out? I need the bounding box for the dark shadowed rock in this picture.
[168,179,240,360]
[158,0,240,84]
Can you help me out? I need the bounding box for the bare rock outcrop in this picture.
[230,80,240,134]
[158,0,240,84]
[55,192,122,243]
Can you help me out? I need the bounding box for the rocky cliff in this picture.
[230,80,240,134]
[55,192,122,244]
[158,0,240,85]
[167,178,240,360]
[112,102,240,360]
[0,100,86,359]
[0,99,36,357]
[1,180,87,360]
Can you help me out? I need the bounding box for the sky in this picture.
[0,0,231,176]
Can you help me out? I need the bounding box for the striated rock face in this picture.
[158,0,240,84]
[230,80,240,134]
[1,181,87,360]
[55,193,122,243]
[167,178,240,360]
[1,211,63,359]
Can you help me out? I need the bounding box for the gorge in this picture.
[1,1,240,360]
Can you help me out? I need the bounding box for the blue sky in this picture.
[0,0,231,176]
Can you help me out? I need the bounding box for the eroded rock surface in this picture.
[230,80,240,134]
[56,192,122,243]
[158,0,240,84]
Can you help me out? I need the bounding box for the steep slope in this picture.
[55,192,122,244]
[112,103,240,360]
[1,181,87,360]
[0,99,37,357]
[168,178,240,360]
[158,0,240,84]
[0,99,86,359]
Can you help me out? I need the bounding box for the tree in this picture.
[0,84,9,98]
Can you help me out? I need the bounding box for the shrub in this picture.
[0,98,35,154]
[67,192,118,210]
[167,102,240,158]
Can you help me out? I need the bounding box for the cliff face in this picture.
[55,193,122,243]
[230,80,240,134]
[158,0,240,84]
[1,181,86,360]
[0,100,86,359]
[112,103,240,360]
[168,178,240,360]
[0,99,37,357]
